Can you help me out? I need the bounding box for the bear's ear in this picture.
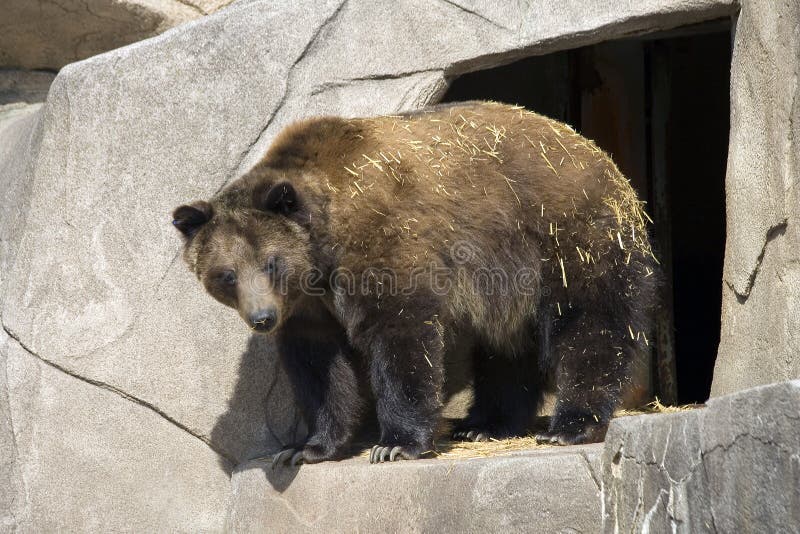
[172,201,213,238]
[255,181,301,216]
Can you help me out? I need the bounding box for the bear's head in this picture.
[171,181,313,334]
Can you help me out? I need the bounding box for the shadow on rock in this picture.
[258,461,301,493]
[210,334,306,475]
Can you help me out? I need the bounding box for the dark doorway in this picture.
[439,21,731,404]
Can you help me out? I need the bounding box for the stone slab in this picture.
[602,380,800,533]
[0,331,23,531]
[0,104,42,301]
[713,0,800,397]
[227,444,603,533]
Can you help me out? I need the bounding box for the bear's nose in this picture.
[249,308,277,333]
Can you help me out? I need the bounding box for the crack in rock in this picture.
[578,450,601,491]
[309,68,445,97]
[290,0,349,72]
[727,218,788,302]
[1,322,236,470]
[611,418,797,532]
[702,428,798,458]
[170,0,207,16]
[0,327,26,527]
[640,488,668,534]
[437,0,512,32]
[229,0,349,181]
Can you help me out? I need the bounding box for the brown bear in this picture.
[172,101,658,465]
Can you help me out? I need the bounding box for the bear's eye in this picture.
[265,256,278,275]
[219,270,237,286]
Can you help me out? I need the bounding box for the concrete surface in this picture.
[227,445,604,533]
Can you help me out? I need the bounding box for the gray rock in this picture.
[713,0,800,397]
[1,332,231,532]
[227,444,603,533]
[0,330,24,531]
[602,380,800,533]
[0,1,201,70]
[0,108,36,528]
[0,104,42,299]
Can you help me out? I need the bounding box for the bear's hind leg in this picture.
[452,342,541,442]
[536,309,641,445]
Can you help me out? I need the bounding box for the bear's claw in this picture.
[535,422,608,446]
[452,429,490,442]
[534,430,592,446]
[271,447,304,469]
[369,445,405,463]
[290,450,305,466]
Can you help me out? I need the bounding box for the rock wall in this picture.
[712,0,800,396]
[1,329,231,532]
[602,380,800,532]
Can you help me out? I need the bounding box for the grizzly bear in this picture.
[172,101,658,465]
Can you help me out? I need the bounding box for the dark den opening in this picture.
[439,21,732,405]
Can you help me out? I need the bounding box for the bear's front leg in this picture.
[352,304,446,464]
[272,309,364,468]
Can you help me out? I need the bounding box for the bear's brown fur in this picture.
[173,101,658,464]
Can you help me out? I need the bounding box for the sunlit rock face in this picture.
[4,0,799,530]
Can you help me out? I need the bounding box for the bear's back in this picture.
[219,101,657,350]
[312,102,650,264]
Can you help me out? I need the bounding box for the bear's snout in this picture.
[249,308,277,333]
